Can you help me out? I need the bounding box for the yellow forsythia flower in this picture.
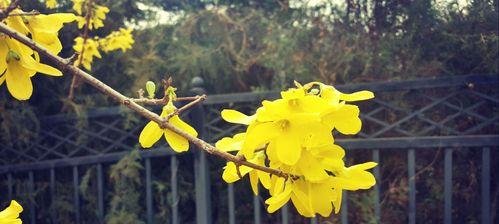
[0,200,23,223]
[216,81,376,217]
[25,13,76,54]
[75,5,109,30]
[46,0,57,9]
[72,0,84,14]
[0,9,74,100]
[139,102,198,152]
[73,37,101,70]
[99,28,134,52]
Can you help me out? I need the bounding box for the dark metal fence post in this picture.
[190,77,212,224]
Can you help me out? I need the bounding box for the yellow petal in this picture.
[222,162,252,183]
[0,41,7,75]
[249,171,259,195]
[275,131,302,165]
[221,109,255,125]
[164,129,189,152]
[242,122,279,158]
[20,54,62,77]
[5,62,33,100]
[298,151,329,182]
[323,105,362,135]
[0,200,23,221]
[332,188,342,214]
[215,133,245,152]
[339,90,374,102]
[310,183,333,217]
[169,115,198,137]
[290,181,315,217]
[138,121,163,148]
[265,182,292,213]
[257,171,271,189]
[291,194,315,217]
[270,175,285,196]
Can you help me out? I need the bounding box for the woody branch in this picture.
[0,21,293,180]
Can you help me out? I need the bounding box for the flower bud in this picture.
[146,81,156,99]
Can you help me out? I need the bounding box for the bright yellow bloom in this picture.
[45,0,57,9]
[76,5,109,30]
[139,102,198,152]
[71,0,84,14]
[25,13,76,54]
[73,37,101,70]
[0,200,23,224]
[216,81,376,217]
[329,162,377,213]
[218,133,271,194]
[0,8,73,100]
[99,28,134,52]
[0,37,62,100]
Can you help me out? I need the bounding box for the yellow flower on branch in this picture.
[0,200,23,223]
[73,37,101,70]
[25,13,76,54]
[99,28,134,52]
[0,37,62,100]
[75,4,109,30]
[216,81,377,217]
[45,0,57,9]
[139,102,198,152]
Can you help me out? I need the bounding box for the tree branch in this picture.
[0,22,292,180]
[0,0,19,21]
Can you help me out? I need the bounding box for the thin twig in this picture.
[0,22,292,180]
[0,0,19,21]
[68,0,94,99]
[166,95,207,120]
[8,11,40,16]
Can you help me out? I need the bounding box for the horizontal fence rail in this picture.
[0,74,498,224]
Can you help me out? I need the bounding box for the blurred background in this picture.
[0,0,497,223]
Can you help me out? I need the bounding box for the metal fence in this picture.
[0,74,498,224]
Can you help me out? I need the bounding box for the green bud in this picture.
[309,88,320,95]
[146,81,156,99]
[6,50,20,63]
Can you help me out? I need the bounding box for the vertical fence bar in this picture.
[281,203,289,224]
[373,149,381,224]
[145,158,153,224]
[341,191,348,224]
[97,163,104,222]
[28,171,36,224]
[444,148,453,224]
[171,156,179,224]
[7,172,12,201]
[253,195,261,224]
[73,166,80,224]
[190,78,211,224]
[408,149,416,224]
[228,184,235,224]
[481,147,490,224]
[50,168,56,224]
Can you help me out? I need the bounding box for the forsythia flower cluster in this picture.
[0,200,23,223]
[70,0,134,70]
[216,82,376,217]
[0,0,75,100]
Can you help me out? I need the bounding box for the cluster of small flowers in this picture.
[0,0,75,100]
[216,81,377,217]
[69,0,134,70]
